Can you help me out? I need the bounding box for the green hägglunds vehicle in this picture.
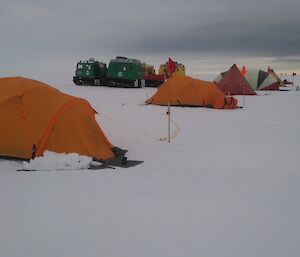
[107,56,145,87]
[73,58,107,86]
[73,56,146,88]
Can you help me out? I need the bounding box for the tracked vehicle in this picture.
[73,56,165,88]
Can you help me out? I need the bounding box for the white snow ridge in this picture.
[23,150,93,171]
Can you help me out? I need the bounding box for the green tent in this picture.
[244,70,268,90]
[245,69,280,91]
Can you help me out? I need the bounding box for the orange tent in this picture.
[146,76,238,109]
[0,77,114,160]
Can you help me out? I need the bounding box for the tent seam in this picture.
[36,98,89,156]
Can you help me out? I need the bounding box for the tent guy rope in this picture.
[99,112,180,142]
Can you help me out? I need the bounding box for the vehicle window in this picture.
[114,63,119,71]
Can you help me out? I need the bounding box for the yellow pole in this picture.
[167,75,171,143]
[168,103,170,143]
[243,83,245,108]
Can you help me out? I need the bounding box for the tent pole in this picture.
[168,103,171,143]
[243,84,245,108]
[166,58,176,143]
[293,73,295,89]
[167,77,171,143]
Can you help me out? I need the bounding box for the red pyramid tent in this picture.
[216,64,256,95]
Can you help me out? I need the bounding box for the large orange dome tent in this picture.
[146,76,238,109]
[0,77,115,160]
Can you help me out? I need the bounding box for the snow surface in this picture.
[0,75,300,257]
[23,151,93,171]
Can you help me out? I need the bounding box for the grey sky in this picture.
[1,0,299,84]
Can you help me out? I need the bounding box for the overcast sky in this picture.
[1,0,299,84]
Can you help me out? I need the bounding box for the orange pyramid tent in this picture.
[0,77,115,160]
[216,64,256,95]
[146,76,238,109]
